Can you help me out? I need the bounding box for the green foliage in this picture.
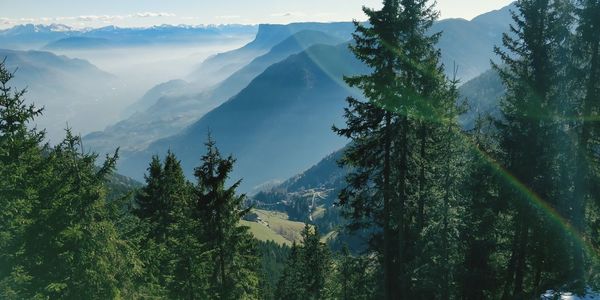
[21,132,141,299]
[4,1,600,298]
[573,0,600,290]
[491,0,597,296]
[1,62,140,299]
[334,0,462,298]
[132,151,200,298]
[256,241,291,300]
[0,59,45,298]
[194,135,261,299]
[275,224,332,300]
[326,246,379,300]
[457,116,507,299]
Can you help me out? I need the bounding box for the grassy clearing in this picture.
[311,205,326,220]
[240,220,291,245]
[241,209,307,245]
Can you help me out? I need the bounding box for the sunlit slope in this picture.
[241,209,307,245]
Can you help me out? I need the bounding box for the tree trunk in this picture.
[398,115,410,298]
[417,123,427,232]
[512,220,529,299]
[441,126,452,300]
[383,112,396,300]
[572,37,599,288]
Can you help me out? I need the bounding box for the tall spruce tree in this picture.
[414,77,464,299]
[459,116,506,299]
[134,155,163,223]
[0,61,45,298]
[573,0,600,289]
[493,0,576,297]
[194,135,260,299]
[335,0,459,298]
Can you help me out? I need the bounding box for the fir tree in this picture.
[493,0,576,296]
[334,0,459,297]
[194,135,261,299]
[275,225,332,300]
[572,0,600,289]
[22,131,139,299]
[134,151,194,298]
[299,224,331,299]
[133,155,163,223]
[459,116,505,299]
[256,241,291,300]
[274,242,304,300]
[329,246,377,300]
[0,60,45,298]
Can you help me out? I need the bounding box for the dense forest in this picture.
[1,0,600,299]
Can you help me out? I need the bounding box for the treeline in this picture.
[327,0,600,299]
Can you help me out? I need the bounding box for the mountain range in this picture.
[187,22,357,87]
[0,3,517,191]
[0,24,258,50]
[84,29,347,155]
[0,48,124,142]
[118,42,368,191]
[104,4,515,192]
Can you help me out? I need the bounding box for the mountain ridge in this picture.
[118,42,369,191]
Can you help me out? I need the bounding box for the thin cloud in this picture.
[269,12,307,18]
[77,15,125,22]
[135,12,176,18]
[0,12,177,27]
[215,15,241,20]
[0,18,12,25]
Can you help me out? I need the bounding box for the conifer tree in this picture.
[0,60,45,298]
[299,224,331,299]
[274,243,304,300]
[459,116,505,299]
[335,0,459,297]
[493,0,576,296]
[134,155,163,222]
[167,198,210,300]
[275,225,332,300]
[134,151,194,297]
[256,240,291,300]
[194,135,260,299]
[572,0,600,288]
[329,246,377,300]
[22,131,139,299]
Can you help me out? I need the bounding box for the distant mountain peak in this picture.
[471,1,516,24]
[0,23,75,35]
[47,23,74,32]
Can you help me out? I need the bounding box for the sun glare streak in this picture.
[315,58,600,260]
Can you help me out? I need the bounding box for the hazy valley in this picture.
[2,0,599,298]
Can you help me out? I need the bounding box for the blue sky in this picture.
[0,0,514,29]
